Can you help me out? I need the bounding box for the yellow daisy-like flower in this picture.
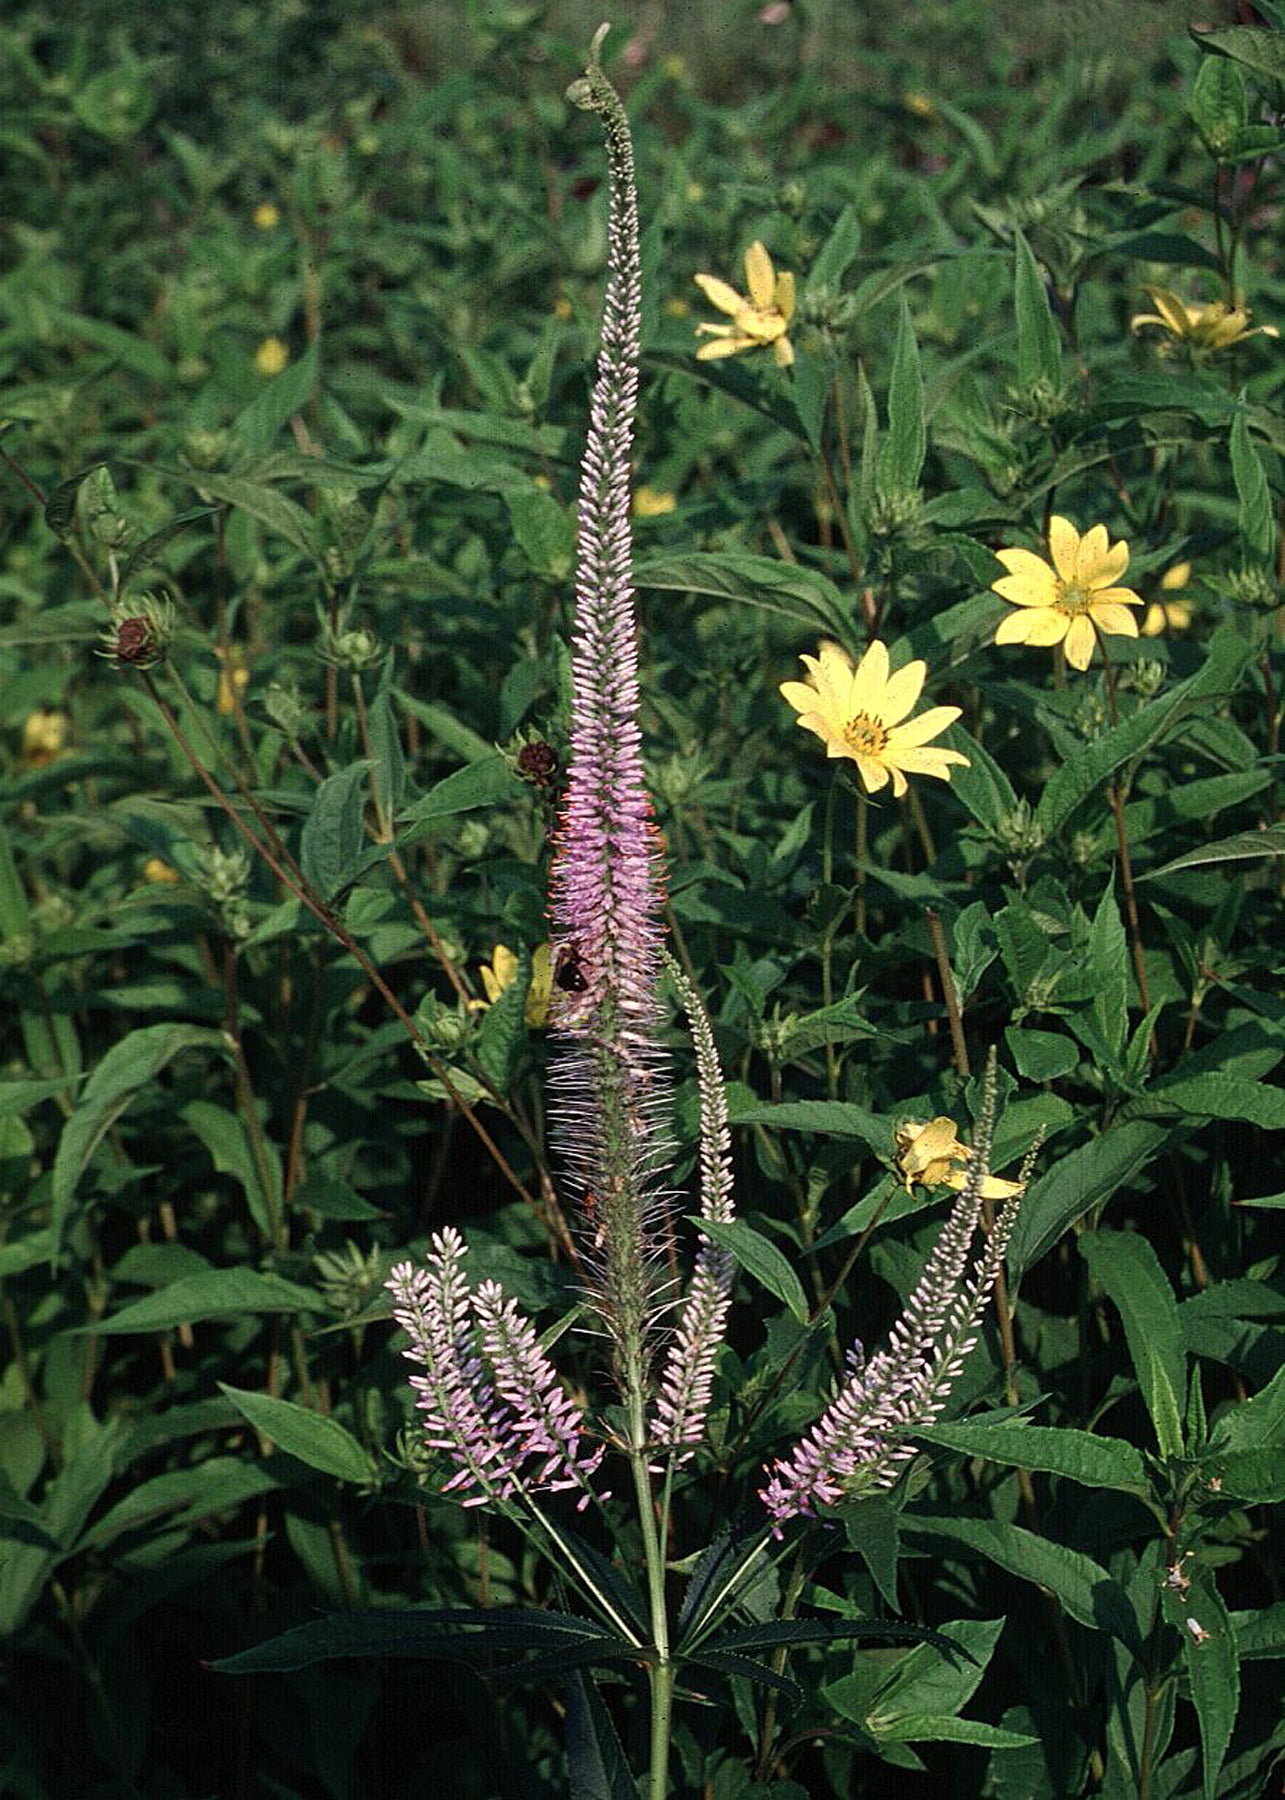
[1142,560,1194,637]
[633,486,677,518]
[992,517,1144,672]
[1130,286,1277,355]
[20,709,71,769]
[476,944,552,1029]
[694,240,796,369]
[254,336,290,377]
[779,639,969,798]
[895,1117,1025,1201]
[252,201,281,231]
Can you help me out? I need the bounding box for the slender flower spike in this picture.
[895,1117,1025,1202]
[761,1072,1021,1529]
[780,639,969,798]
[992,518,1144,672]
[1130,286,1277,355]
[694,241,796,368]
[556,30,673,1394]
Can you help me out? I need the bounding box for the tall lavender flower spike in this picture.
[760,1069,1018,1530]
[651,955,736,1455]
[551,28,672,1396]
[387,1231,603,1509]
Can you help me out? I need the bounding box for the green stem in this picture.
[628,1390,673,1800]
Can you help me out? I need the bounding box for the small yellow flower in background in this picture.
[902,90,937,120]
[1142,560,1194,637]
[779,639,969,798]
[992,517,1144,672]
[553,294,574,321]
[895,1117,1025,1201]
[476,944,552,1028]
[141,858,181,885]
[664,296,691,319]
[254,336,290,377]
[1130,286,1278,355]
[633,486,676,518]
[694,241,796,369]
[20,709,70,769]
[252,201,281,231]
[216,646,250,714]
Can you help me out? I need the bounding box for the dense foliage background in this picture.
[1,2,1282,1796]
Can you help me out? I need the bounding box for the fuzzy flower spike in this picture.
[553,29,673,1401]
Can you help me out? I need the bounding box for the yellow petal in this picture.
[1143,287,1191,336]
[878,658,928,726]
[1161,561,1192,591]
[696,336,755,360]
[1062,614,1097,670]
[1089,584,1143,610]
[1078,529,1130,589]
[888,745,970,780]
[995,607,1068,648]
[774,269,796,324]
[887,703,961,748]
[1088,601,1141,638]
[848,639,891,718]
[773,333,795,368]
[693,273,745,316]
[744,241,776,310]
[1047,516,1081,582]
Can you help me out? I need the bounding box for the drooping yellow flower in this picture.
[895,1117,1025,1201]
[633,486,677,518]
[694,241,796,368]
[476,944,552,1028]
[20,709,70,768]
[252,201,281,231]
[254,336,290,377]
[1142,560,1194,637]
[1130,286,1277,355]
[992,517,1144,672]
[779,639,969,798]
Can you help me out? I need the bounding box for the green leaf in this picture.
[182,1098,282,1242]
[396,754,523,840]
[117,507,219,599]
[50,1024,227,1254]
[1005,1027,1079,1083]
[944,727,1018,833]
[1142,1071,1285,1129]
[696,1218,809,1323]
[1006,1121,1170,1276]
[635,551,849,638]
[1142,824,1285,879]
[505,487,576,581]
[1013,229,1061,392]
[1088,881,1129,1062]
[882,1715,1038,1749]
[163,469,319,560]
[1162,1566,1239,1800]
[96,1269,327,1334]
[1190,53,1248,158]
[1193,24,1285,85]
[728,1097,893,1157]
[367,684,407,825]
[900,1517,1134,1641]
[43,463,106,538]
[213,1605,629,1675]
[878,298,926,495]
[218,1386,376,1484]
[915,1419,1148,1492]
[1229,410,1275,563]
[229,341,320,454]
[864,1615,1004,1722]
[563,1666,637,1800]
[1080,1230,1185,1457]
[300,762,371,900]
[841,1497,901,1612]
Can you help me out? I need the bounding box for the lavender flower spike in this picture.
[551,28,672,1395]
[759,1068,1020,1530]
[388,1231,602,1509]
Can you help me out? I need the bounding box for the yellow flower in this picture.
[902,90,937,119]
[254,336,290,377]
[1142,561,1194,637]
[633,486,676,518]
[216,646,250,714]
[141,858,181,885]
[779,639,969,798]
[895,1117,1025,1201]
[694,241,796,369]
[992,517,1144,672]
[20,709,70,768]
[1130,286,1277,355]
[476,944,552,1029]
[252,201,281,231]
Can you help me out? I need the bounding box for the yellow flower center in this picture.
[843,713,888,756]
[1056,580,1091,616]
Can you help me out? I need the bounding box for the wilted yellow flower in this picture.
[20,709,70,768]
[253,201,281,230]
[779,639,969,798]
[141,858,181,885]
[254,336,290,377]
[633,486,676,518]
[1142,560,1194,637]
[1130,286,1277,355]
[694,241,796,369]
[895,1117,1025,1201]
[992,517,1144,672]
[476,944,552,1028]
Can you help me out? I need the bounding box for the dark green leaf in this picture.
[635,551,849,638]
[697,1218,809,1323]
[1229,410,1275,563]
[916,1419,1148,1492]
[300,762,371,900]
[117,507,219,599]
[217,1386,376,1484]
[229,342,320,454]
[878,298,926,495]
[1080,1230,1185,1457]
[97,1269,327,1334]
[1013,229,1061,392]
[1193,24,1285,84]
[43,464,105,538]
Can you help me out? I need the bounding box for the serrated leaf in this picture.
[300,762,370,900]
[1089,881,1129,1062]
[1081,1230,1185,1457]
[882,1715,1038,1749]
[877,298,926,495]
[212,1606,629,1675]
[1005,1027,1079,1083]
[505,486,576,581]
[1229,410,1275,563]
[1190,53,1248,156]
[563,1666,637,1800]
[697,1218,809,1323]
[117,507,218,598]
[1142,825,1285,879]
[163,468,319,559]
[1162,1566,1239,1800]
[96,1269,327,1334]
[396,754,522,840]
[43,464,105,538]
[367,684,407,825]
[1013,229,1061,392]
[218,1386,376,1484]
[916,1419,1147,1492]
[50,1024,227,1254]
[635,551,849,638]
[1193,24,1285,85]
[1143,1071,1285,1129]
[900,1517,1135,1641]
